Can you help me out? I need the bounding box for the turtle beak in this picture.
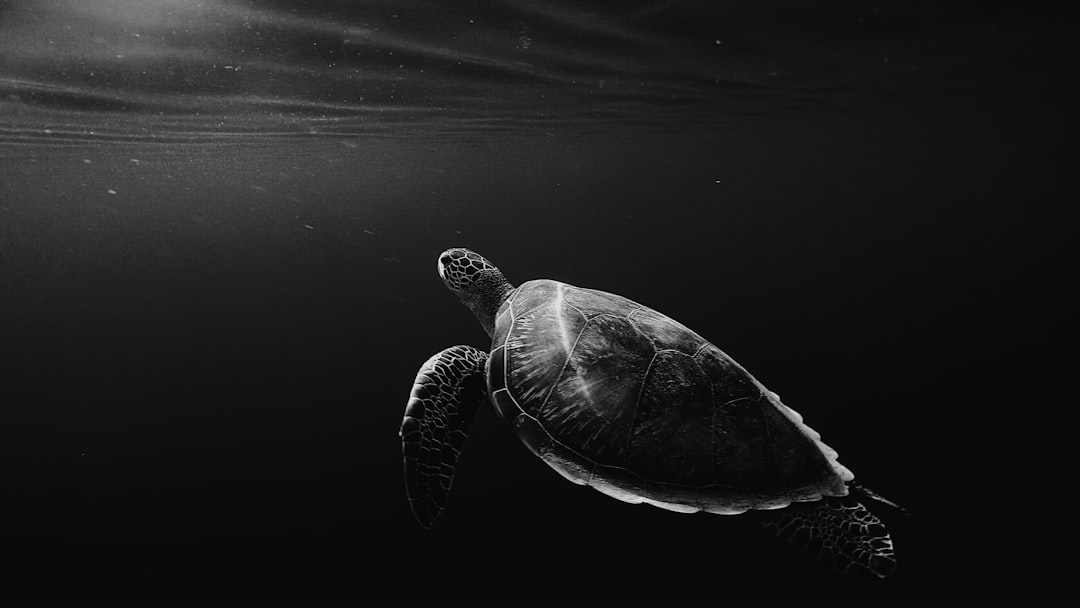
[437,252,450,283]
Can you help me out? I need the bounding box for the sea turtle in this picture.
[400,248,903,579]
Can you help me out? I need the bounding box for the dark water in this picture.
[0,0,1072,600]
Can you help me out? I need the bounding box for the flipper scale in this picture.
[400,345,489,528]
[760,486,901,580]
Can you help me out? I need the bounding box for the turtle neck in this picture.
[461,269,515,340]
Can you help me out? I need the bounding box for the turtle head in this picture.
[438,248,515,339]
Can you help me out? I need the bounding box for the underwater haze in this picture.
[0,0,1072,600]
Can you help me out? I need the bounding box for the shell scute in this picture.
[625,350,716,487]
[537,313,654,464]
[561,285,639,320]
[628,306,706,355]
[503,290,584,410]
[693,346,762,406]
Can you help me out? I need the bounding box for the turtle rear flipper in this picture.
[400,345,489,528]
[760,491,899,580]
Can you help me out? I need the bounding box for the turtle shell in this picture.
[487,280,853,514]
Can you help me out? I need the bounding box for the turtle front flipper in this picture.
[400,345,489,528]
[759,491,899,580]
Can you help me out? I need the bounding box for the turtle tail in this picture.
[759,483,904,581]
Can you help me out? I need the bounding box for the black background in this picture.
[0,1,1071,602]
